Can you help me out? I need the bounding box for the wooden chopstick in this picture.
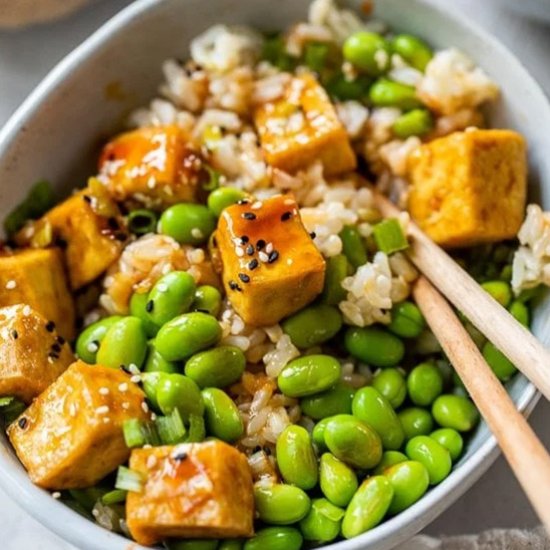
[373,192,550,401]
[412,275,550,532]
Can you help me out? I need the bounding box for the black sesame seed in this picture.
[18,417,27,429]
[145,300,154,313]
[309,231,316,239]
[237,199,250,205]
[11,330,18,339]
[256,239,266,250]
[48,352,60,360]
[114,231,127,241]
[57,336,66,345]
[268,250,279,264]
[263,446,272,456]
[228,280,243,292]
[107,217,120,230]
[83,195,92,204]
[246,244,255,256]
[242,212,256,221]
[45,321,56,332]
[238,273,250,283]
[56,238,68,249]
[240,235,249,244]
[281,211,292,221]
[173,452,188,462]
[252,445,262,454]
[248,259,259,270]
[51,343,62,353]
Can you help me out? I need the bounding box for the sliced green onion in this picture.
[101,489,127,506]
[304,42,329,72]
[186,414,206,443]
[262,34,297,71]
[123,418,160,448]
[127,209,158,236]
[68,488,107,513]
[202,166,221,192]
[155,407,187,445]
[0,397,15,407]
[373,218,409,255]
[324,73,372,101]
[115,466,145,493]
[0,397,26,424]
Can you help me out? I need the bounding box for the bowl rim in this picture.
[0,0,544,548]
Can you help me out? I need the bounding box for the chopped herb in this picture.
[155,408,186,445]
[101,489,127,506]
[373,218,409,255]
[127,209,157,236]
[115,466,145,493]
[202,165,221,192]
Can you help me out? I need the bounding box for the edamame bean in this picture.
[405,435,452,485]
[300,382,355,420]
[155,312,222,361]
[185,346,245,388]
[341,476,394,538]
[482,341,517,381]
[254,484,311,525]
[343,31,391,75]
[369,78,422,110]
[130,292,161,337]
[312,418,331,450]
[96,316,147,370]
[156,374,204,420]
[509,300,529,327]
[345,327,405,368]
[141,372,168,410]
[148,271,196,327]
[481,281,512,307]
[218,542,242,550]
[407,362,444,406]
[373,450,408,474]
[159,203,217,245]
[202,388,243,442]
[299,498,344,543]
[388,301,426,338]
[324,414,382,469]
[372,368,407,409]
[391,34,433,71]
[339,225,367,268]
[430,428,464,462]
[321,255,349,305]
[432,395,479,432]
[352,387,405,450]
[207,187,247,217]
[398,407,434,439]
[193,285,222,317]
[282,305,342,349]
[144,342,179,374]
[278,355,341,397]
[243,527,302,550]
[385,460,430,514]
[392,109,433,139]
[276,425,318,490]
[319,453,358,507]
[166,541,218,550]
[75,316,122,364]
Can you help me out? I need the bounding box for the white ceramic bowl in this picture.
[1,1,550,549]
[496,0,550,22]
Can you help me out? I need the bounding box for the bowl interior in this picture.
[0,0,548,549]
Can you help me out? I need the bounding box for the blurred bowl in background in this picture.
[495,0,550,22]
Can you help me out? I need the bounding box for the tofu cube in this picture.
[99,125,206,205]
[254,74,356,176]
[0,248,75,340]
[7,361,149,489]
[126,441,254,546]
[408,129,527,248]
[216,194,326,326]
[44,190,126,289]
[0,305,74,403]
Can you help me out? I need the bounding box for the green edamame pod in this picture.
[391,34,433,71]
[159,203,217,245]
[243,527,302,550]
[185,346,245,388]
[343,31,391,75]
[398,407,434,440]
[75,316,123,364]
[509,300,529,327]
[254,484,311,525]
[276,425,318,490]
[430,428,464,462]
[339,225,367,269]
[432,394,479,432]
[278,355,341,398]
[319,452,358,507]
[373,450,408,474]
[481,280,512,307]
[405,435,452,485]
[96,316,147,370]
[385,460,430,514]
[207,187,247,217]
[369,78,422,111]
[407,362,444,406]
[299,498,344,543]
[300,382,355,420]
[141,372,168,410]
[341,476,394,538]
[482,341,517,381]
[156,373,204,421]
[372,368,407,409]
[345,326,405,368]
[148,271,196,327]
[282,305,342,349]
[322,254,349,305]
[312,417,331,451]
[144,342,179,374]
[193,285,222,317]
[392,109,433,139]
[202,388,243,442]
[352,387,405,450]
[388,301,426,338]
[129,292,160,337]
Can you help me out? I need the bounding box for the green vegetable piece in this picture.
[115,465,145,493]
[0,397,26,424]
[385,460,430,514]
[155,407,187,445]
[391,34,433,71]
[96,316,147,370]
[372,368,407,409]
[432,394,479,432]
[193,285,222,317]
[243,527,302,550]
[254,484,311,525]
[312,417,331,451]
[123,418,148,448]
[398,407,434,440]
[352,386,405,450]
[373,218,409,254]
[299,498,344,543]
[482,340,517,381]
[127,209,158,236]
[481,280,512,307]
[324,73,372,101]
[392,109,433,138]
[304,42,330,72]
[282,304,342,349]
[156,373,204,421]
[101,489,127,506]
[430,428,464,462]
[509,300,529,327]
[159,203,217,245]
[343,31,391,75]
[321,254,349,305]
[185,346,245,389]
[319,452,358,507]
[261,34,297,71]
[129,292,161,338]
[324,414,382,469]
[345,326,405,368]
[202,388,243,442]
[407,362,444,406]
[207,187,247,217]
[369,78,422,110]
[75,316,123,364]
[300,381,355,420]
[166,541,219,550]
[339,225,367,268]
[147,271,196,327]
[405,435,452,485]
[141,372,169,411]
[218,542,243,550]
[155,312,222,361]
[278,355,341,398]
[143,342,179,374]
[341,476,394,538]
[388,301,426,338]
[373,450,408,474]
[276,425,318,490]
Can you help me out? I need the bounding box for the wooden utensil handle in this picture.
[374,192,550,401]
[413,276,550,531]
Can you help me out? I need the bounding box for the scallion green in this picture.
[155,407,187,445]
[186,414,206,443]
[101,489,127,506]
[373,218,409,255]
[115,466,145,493]
[127,209,158,236]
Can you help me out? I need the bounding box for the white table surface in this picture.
[1,1,550,548]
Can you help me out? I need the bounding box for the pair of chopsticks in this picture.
[373,193,550,531]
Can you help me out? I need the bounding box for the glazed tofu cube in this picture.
[0,248,75,340]
[44,190,126,289]
[126,441,254,546]
[408,129,527,248]
[7,360,149,489]
[254,74,356,176]
[216,194,326,326]
[99,125,206,205]
[0,305,74,403]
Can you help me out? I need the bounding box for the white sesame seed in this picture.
[191,228,204,239]
[141,401,149,413]
[130,375,141,384]
[52,492,61,499]
[259,251,269,263]
[128,364,140,375]
[122,402,130,410]
[103,417,111,423]
[146,455,158,469]
[284,198,295,206]
[87,342,99,353]
[118,383,128,392]
[156,283,168,293]
[147,176,157,189]
[143,444,152,449]
[99,387,109,396]
[22,305,31,316]
[235,247,245,258]
[265,242,273,254]
[251,201,263,210]
[150,412,157,421]
[95,405,109,415]
[69,403,77,417]
[5,280,16,290]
